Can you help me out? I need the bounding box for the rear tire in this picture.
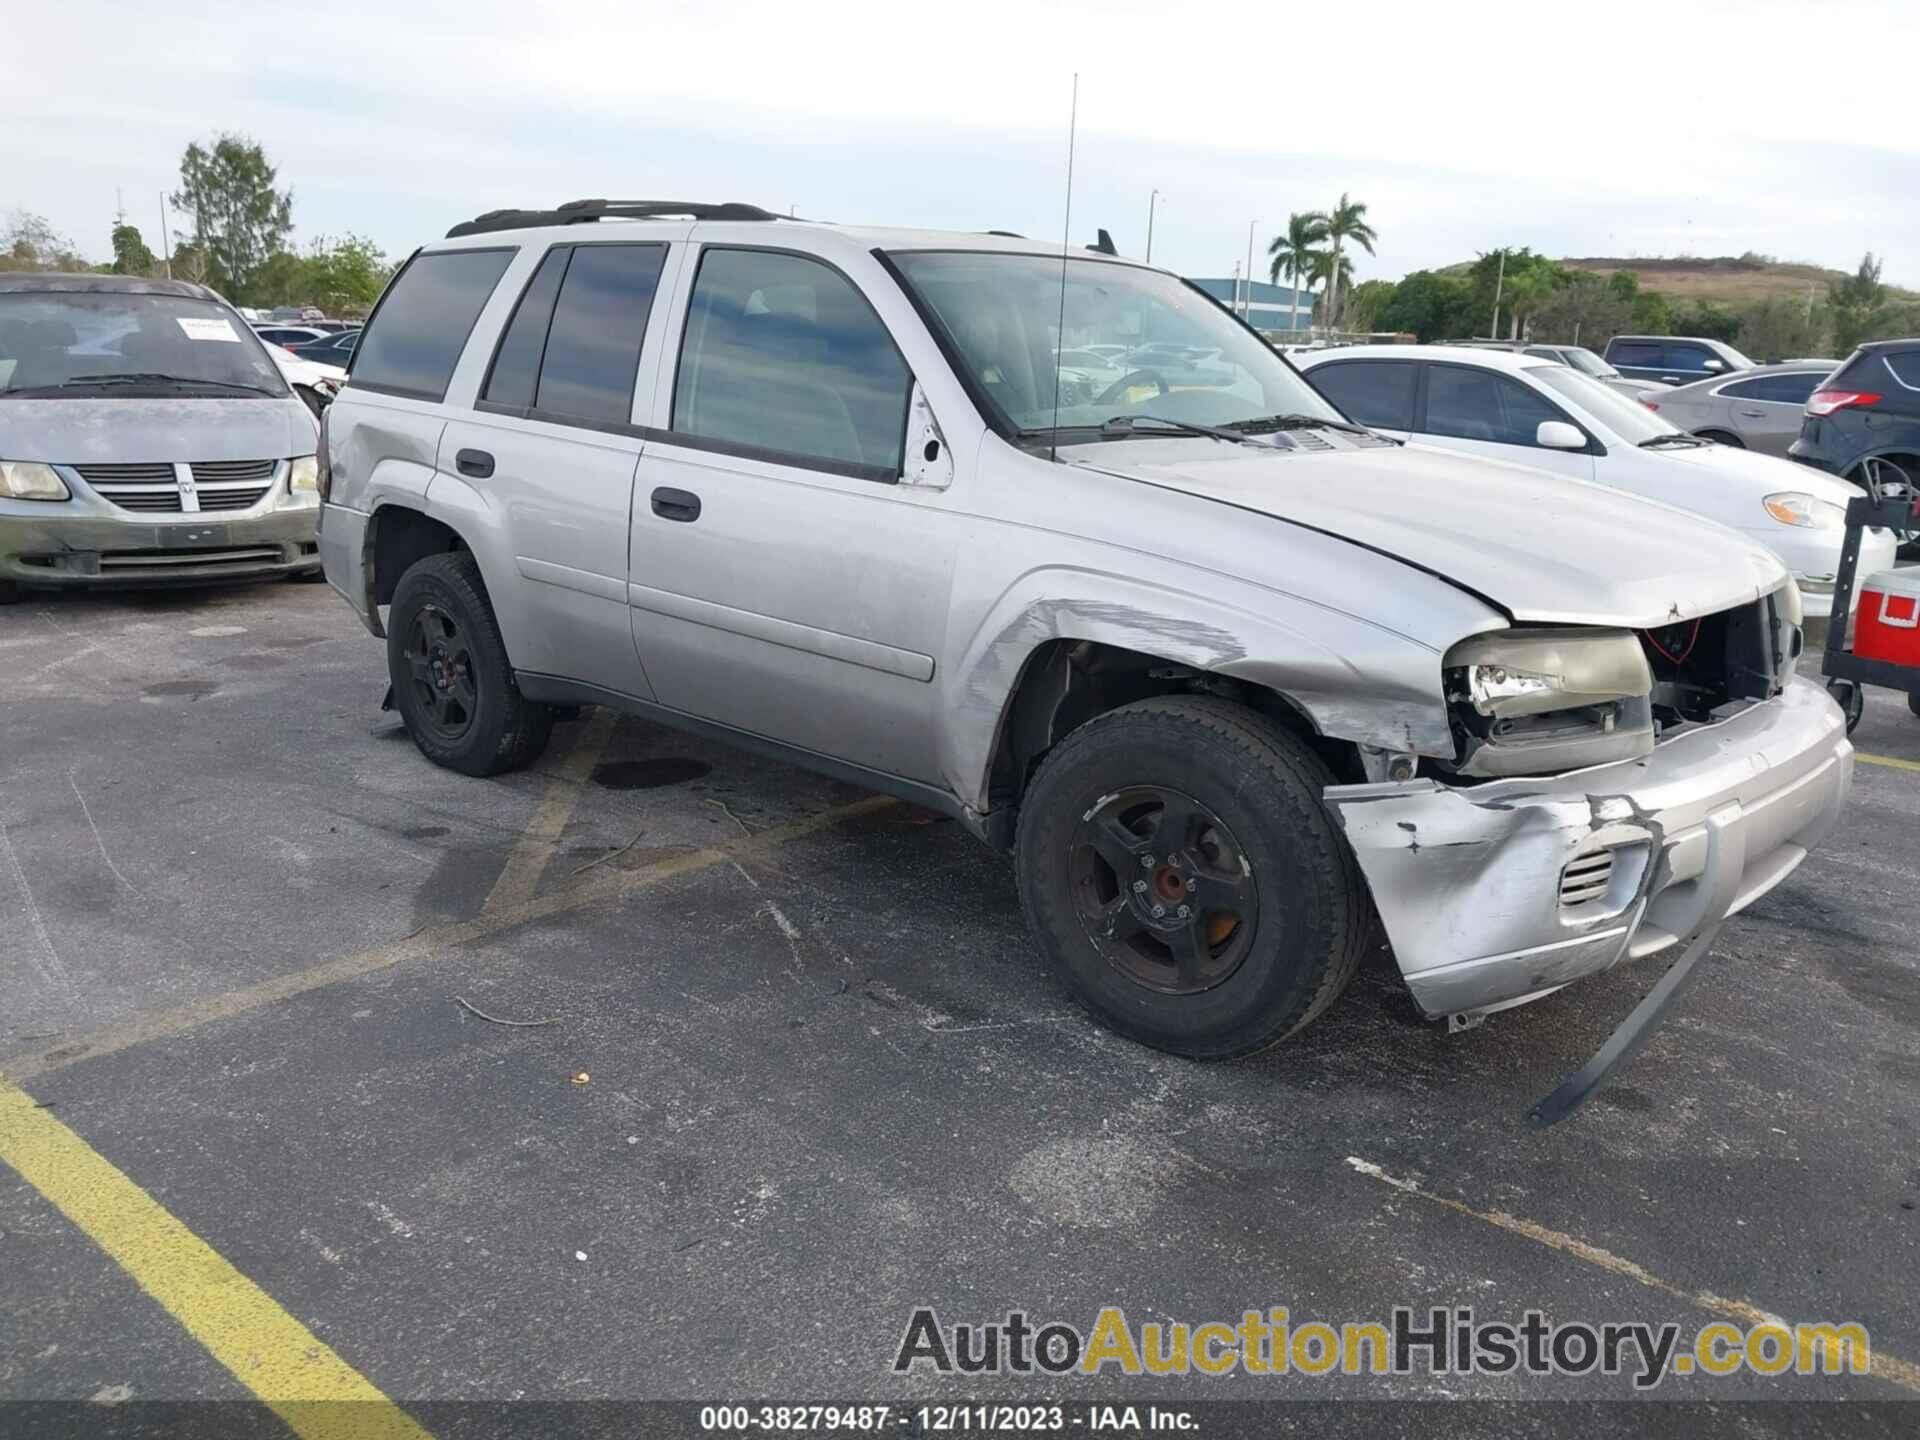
[1015,695,1370,1059]
[386,552,553,776]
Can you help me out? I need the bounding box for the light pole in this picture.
[1244,219,1257,319]
[1145,190,1164,264]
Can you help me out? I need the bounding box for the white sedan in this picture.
[1298,344,1896,622]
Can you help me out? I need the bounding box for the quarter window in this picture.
[1882,351,1920,390]
[481,248,569,411]
[352,248,514,400]
[673,249,911,476]
[1309,361,1416,430]
[1724,372,1824,404]
[1424,365,1566,447]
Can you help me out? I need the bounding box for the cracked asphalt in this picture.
[2,579,1918,1435]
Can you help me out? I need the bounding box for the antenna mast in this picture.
[1047,73,1079,464]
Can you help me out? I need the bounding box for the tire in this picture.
[1015,695,1371,1059]
[386,551,553,776]
[0,581,20,606]
[1697,430,1743,448]
[1908,691,1920,721]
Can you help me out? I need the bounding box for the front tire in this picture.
[1698,429,1744,448]
[386,552,554,776]
[1015,696,1370,1059]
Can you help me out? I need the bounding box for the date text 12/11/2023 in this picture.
[698,1404,1199,1433]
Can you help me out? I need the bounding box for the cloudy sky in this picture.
[14,0,1920,286]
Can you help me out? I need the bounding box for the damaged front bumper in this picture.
[1326,676,1852,1019]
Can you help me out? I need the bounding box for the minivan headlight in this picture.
[0,460,70,501]
[288,455,319,492]
[1764,492,1844,530]
[1443,628,1655,778]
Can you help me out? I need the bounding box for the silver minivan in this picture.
[0,273,323,598]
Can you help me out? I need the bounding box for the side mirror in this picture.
[1536,420,1587,451]
[1701,359,1725,373]
[900,382,954,491]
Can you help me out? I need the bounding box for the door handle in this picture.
[651,486,701,522]
[1737,408,1768,418]
[455,448,494,479]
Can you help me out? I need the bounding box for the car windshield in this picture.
[1559,347,1617,378]
[0,291,288,397]
[1529,364,1675,444]
[888,251,1342,439]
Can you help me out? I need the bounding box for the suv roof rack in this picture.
[446,198,780,238]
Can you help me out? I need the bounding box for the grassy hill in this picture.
[1553,254,1917,306]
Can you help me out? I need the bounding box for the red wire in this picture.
[1647,619,1701,666]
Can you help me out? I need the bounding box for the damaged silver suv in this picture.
[318,201,1851,1112]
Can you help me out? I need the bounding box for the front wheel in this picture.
[1827,679,1865,734]
[1015,696,1371,1059]
[1908,690,1920,721]
[386,551,554,776]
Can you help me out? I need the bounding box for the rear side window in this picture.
[1425,365,1565,446]
[673,248,911,478]
[1725,372,1823,404]
[534,245,668,424]
[352,248,513,400]
[481,248,569,411]
[1310,361,1416,429]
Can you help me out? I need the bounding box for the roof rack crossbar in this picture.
[446,199,780,238]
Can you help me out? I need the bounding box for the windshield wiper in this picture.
[1223,412,1398,443]
[60,372,277,396]
[1097,414,1253,444]
[1639,433,1711,450]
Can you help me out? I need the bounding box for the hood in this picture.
[0,395,317,464]
[1653,439,1863,506]
[1068,437,1789,629]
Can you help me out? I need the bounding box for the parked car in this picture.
[1453,339,1665,399]
[1603,334,1755,387]
[288,329,359,365]
[1642,362,1836,456]
[265,343,346,419]
[253,324,330,349]
[318,200,1849,1066]
[1299,345,1895,632]
[307,321,360,334]
[1789,339,1920,503]
[0,272,323,595]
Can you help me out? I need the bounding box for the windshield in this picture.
[0,292,288,397]
[1529,364,1676,444]
[889,252,1342,438]
[1717,340,1757,369]
[1560,347,1617,378]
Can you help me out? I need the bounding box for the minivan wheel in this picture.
[1015,695,1371,1059]
[386,552,554,776]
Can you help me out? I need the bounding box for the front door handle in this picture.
[455,448,494,478]
[1737,408,1768,419]
[651,486,701,522]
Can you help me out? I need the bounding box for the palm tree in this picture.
[1320,192,1378,330]
[1307,250,1354,326]
[1266,211,1328,336]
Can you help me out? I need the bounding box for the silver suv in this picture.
[318,200,1851,1085]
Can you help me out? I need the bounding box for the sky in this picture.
[12,0,1920,287]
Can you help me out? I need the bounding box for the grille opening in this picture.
[191,459,278,482]
[1643,593,1793,726]
[98,547,282,570]
[1559,850,1615,907]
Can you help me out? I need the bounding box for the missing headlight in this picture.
[1443,628,1655,779]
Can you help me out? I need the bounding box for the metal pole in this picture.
[158,192,173,279]
[1244,219,1256,318]
[1489,249,1505,339]
[1146,189,1158,265]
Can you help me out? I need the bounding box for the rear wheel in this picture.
[1015,695,1370,1058]
[386,552,553,776]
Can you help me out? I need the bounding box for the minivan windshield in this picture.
[1558,347,1618,379]
[888,252,1343,440]
[0,291,287,398]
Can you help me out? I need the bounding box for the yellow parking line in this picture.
[1857,752,1920,774]
[0,1080,429,1438]
[1347,1156,1920,1394]
[482,707,619,915]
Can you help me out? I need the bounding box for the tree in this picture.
[2,209,88,272]
[170,134,294,301]
[110,222,156,276]
[1528,272,1631,347]
[1377,270,1476,343]
[1307,249,1355,325]
[1829,251,1887,354]
[1265,211,1327,335]
[1320,192,1376,330]
[1670,301,1741,342]
[1466,248,1562,338]
[1736,296,1827,362]
[302,234,390,314]
[1342,279,1396,334]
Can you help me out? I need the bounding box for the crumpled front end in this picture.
[1326,676,1852,1018]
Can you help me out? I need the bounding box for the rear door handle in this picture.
[1737,408,1768,418]
[455,448,494,478]
[651,486,701,522]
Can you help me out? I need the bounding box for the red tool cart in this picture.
[1820,490,1920,731]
